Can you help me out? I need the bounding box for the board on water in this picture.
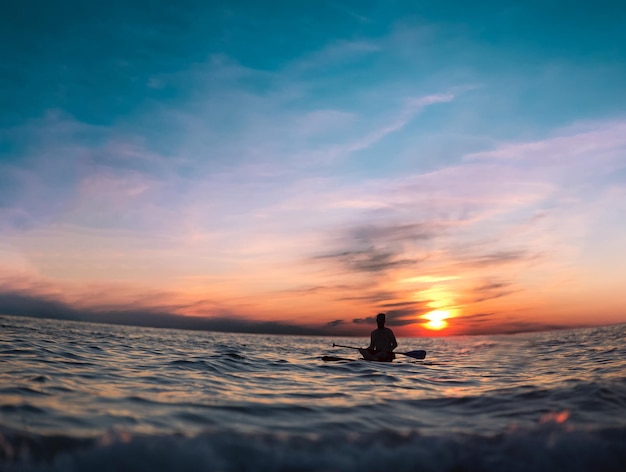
[321,355,425,363]
[321,355,354,362]
[331,343,427,360]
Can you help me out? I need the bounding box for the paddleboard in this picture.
[321,355,354,362]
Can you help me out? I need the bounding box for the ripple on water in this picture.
[1,315,625,440]
[1,403,47,414]
[29,375,52,383]
[0,386,50,396]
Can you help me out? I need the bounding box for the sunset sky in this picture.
[1,0,625,336]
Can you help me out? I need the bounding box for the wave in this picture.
[1,425,625,472]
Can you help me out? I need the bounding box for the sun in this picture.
[422,309,451,330]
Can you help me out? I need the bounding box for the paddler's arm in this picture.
[390,331,398,351]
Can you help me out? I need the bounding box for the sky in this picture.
[1,0,625,337]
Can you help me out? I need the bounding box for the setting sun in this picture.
[423,310,451,330]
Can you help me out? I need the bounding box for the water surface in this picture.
[1,315,625,471]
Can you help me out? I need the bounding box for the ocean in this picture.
[1,314,625,471]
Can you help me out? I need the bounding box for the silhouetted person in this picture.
[359,313,397,362]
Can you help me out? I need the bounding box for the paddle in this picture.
[332,343,427,360]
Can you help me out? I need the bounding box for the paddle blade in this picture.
[402,350,426,360]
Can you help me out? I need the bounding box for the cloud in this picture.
[339,93,455,155]
[3,4,626,339]
[314,221,443,276]
[0,291,81,321]
[350,222,443,243]
[0,272,391,336]
[0,287,338,336]
[0,111,184,236]
[302,118,626,334]
[459,319,571,336]
[288,39,381,73]
[441,310,580,336]
[456,250,537,269]
[352,304,427,328]
[387,308,427,326]
[338,290,402,303]
[326,319,344,327]
[457,312,495,324]
[470,281,518,303]
[379,300,428,309]
[316,247,418,274]
[0,113,96,231]
[465,121,626,164]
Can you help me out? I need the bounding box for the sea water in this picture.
[1,314,625,471]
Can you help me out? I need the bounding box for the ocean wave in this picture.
[1,425,625,472]
[3,316,626,463]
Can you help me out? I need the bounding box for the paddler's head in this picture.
[376,313,386,329]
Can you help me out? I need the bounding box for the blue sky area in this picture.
[1,0,625,335]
